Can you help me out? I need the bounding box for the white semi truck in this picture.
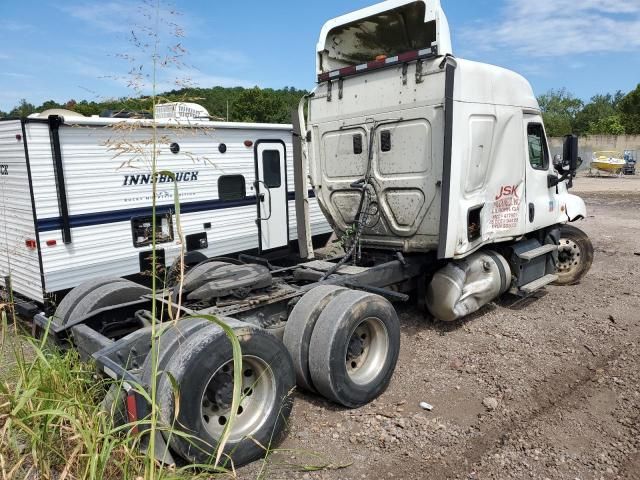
[3,0,593,468]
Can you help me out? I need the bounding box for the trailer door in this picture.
[255,140,288,251]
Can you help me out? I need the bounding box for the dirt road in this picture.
[246,174,640,480]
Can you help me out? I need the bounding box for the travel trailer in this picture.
[1,0,594,469]
[0,107,332,308]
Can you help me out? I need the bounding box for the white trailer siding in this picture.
[0,121,43,302]
[15,119,331,297]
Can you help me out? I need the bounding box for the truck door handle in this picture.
[528,203,535,222]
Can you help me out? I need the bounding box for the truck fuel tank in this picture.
[426,251,511,322]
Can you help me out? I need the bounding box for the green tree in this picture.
[231,87,288,123]
[40,99,65,111]
[9,99,37,118]
[587,115,625,135]
[537,88,583,137]
[619,84,640,134]
[574,91,624,135]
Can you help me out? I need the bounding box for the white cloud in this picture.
[57,1,195,36]
[57,2,140,33]
[1,72,34,79]
[0,21,33,32]
[462,0,640,57]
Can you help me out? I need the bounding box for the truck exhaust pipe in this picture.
[426,251,511,322]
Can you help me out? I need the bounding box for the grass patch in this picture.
[0,336,144,479]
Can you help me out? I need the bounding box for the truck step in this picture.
[512,274,558,295]
[518,244,558,262]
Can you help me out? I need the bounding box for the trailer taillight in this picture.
[25,239,37,250]
[46,239,57,247]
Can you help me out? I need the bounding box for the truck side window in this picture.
[527,124,549,170]
[218,175,246,201]
[262,150,282,188]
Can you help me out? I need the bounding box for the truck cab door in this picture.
[523,116,558,232]
[255,140,289,252]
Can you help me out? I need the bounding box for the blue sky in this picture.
[1,0,639,111]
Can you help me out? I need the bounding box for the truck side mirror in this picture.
[563,134,579,172]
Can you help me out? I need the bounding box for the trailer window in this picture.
[527,124,549,170]
[132,214,173,248]
[262,150,282,188]
[218,175,246,201]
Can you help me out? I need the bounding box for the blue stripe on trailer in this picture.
[37,190,315,232]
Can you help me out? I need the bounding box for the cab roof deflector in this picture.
[316,0,452,80]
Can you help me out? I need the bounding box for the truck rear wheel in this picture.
[157,323,295,467]
[101,383,129,429]
[308,290,400,408]
[140,317,212,387]
[553,224,594,286]
[283,285,347,392]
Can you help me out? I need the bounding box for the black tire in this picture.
[104,318,214,431]
[157,322,295,467]
[140,317,214,388]
[283,285,347,392]
[68,281,151,323]
[308,290,400,408]
[101,383,129,428]
[553,224,594,286]
[53,277,124,325]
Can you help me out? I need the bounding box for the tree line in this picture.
[0,86,308,125]
[537,85,640,137]
[1,83,639,138]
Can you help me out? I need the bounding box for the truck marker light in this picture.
[46,240,57,247]
[25,239,37,250]
[15,134,22,141]
[244,140,253,147]
[317,48,437,83]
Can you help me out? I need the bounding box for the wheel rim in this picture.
[200,355,276,442]
[557,238,582,275]
[345,317,389,385]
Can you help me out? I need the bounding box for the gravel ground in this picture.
[244,174,640,480]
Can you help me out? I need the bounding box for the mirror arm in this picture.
[548,171,574,190]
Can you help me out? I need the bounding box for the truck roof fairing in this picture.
[316,0,452,76]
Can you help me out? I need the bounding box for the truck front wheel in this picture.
[553,224,594,286]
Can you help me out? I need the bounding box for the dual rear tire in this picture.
[156,323,294,467]
[104,317,295,468]
[284,287,401,408]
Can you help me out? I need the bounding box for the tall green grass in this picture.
[0,337,144,479]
